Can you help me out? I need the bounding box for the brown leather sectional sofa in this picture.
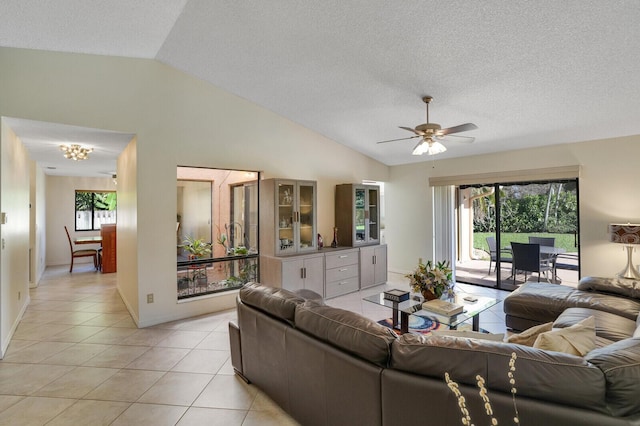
[229,282,640,426]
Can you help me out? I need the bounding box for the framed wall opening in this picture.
[176,167,260,300]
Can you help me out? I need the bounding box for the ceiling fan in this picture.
[376,96,478,155]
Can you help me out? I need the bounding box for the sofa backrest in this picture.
[239,282,305,323]
[391,333,608,413]
[294,301,397,367]
[578,276,640,300]
[585,337,640,417]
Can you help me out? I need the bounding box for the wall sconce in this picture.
[60,144,93,160]
[609,223,640,279]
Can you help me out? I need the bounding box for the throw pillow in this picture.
[430,329,505,341]
[506,322,553,346]
[533,316,596,356]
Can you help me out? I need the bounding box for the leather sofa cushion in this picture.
[578,276,640,300]
[239,282,305,323]
[553,307,638,342]
[391,333,607,413]
[294,302,397,366]
[585,338,640,417]
[504,282,640,324]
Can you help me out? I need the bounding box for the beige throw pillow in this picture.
[533,316,596,356]
[506,322,553,346]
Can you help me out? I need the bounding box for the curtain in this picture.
[433,185,456,280]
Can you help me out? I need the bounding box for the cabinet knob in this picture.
[339,268,348,272]
[338,255,348,259]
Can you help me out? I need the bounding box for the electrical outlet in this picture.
[147,293,154,303]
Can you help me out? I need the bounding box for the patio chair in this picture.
[510,242,551,284]
[529,236,556,268]
[486,236,512,274]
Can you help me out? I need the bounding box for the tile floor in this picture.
[0,265,508,425]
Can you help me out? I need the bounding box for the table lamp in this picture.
[609,223,640,280]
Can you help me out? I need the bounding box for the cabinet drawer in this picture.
[325,251,359,269]
[325,277,359,298]
[325,264,358,282]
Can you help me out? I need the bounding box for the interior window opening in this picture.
[176,167,259,300]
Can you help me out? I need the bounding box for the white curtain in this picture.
[432,185,456,280]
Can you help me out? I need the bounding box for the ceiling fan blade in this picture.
[438,123,478,136]
[399,126,426,136]
[376,135,421,144]
[438,134,475,144]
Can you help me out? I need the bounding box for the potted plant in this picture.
[406,259,454,300]
[192,268,208,290]
[181,235,212,259]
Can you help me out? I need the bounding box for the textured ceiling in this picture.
[2,0,640,172]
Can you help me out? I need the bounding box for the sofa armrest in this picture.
[228,320,248,383]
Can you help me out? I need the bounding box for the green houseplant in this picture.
[181,235,212,259]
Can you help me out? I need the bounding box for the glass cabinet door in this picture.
[297,181,317,251]
[275,180,317,254]
[355,187,366,243]
[367,187,379,243]
[277,182,295,254]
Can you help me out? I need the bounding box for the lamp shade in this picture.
[609,224,640,244]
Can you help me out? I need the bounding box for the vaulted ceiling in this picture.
[3,0,640,173]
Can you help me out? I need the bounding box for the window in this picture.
[75,191,117,231]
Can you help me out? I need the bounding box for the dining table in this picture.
[74,235,103,245]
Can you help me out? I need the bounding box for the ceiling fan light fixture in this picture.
[412,140,427,156]
[60,144,93,161]
[412,138,447,156]
[426,140,447,155]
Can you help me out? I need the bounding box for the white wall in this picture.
[31,163,47,286]
[0,46,390,327]
[0,120,31,357]
[45,175,116,267]
[385,135,640,280]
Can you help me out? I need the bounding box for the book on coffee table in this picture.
[422,299,464,316]
[383,289,410,302]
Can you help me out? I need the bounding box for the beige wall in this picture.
[0,120,31,356]
[385,135,640,280]
[0,47,388,328]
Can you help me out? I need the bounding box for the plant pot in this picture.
[422,290,437,301]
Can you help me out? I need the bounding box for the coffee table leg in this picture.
[400,311,409,334]
[392,302,399,329]
[473,315,480,331]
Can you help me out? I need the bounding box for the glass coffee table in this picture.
[363,291,501,334]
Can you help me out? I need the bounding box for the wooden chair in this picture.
[64,226,99,272]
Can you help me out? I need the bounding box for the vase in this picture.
[422,289,437,301]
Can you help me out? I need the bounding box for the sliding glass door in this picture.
[456,179,579,289]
